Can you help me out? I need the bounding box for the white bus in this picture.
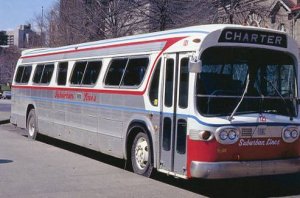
[11,24,300,179]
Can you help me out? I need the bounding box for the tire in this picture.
[27,109,38,140]
[131,131,153,177]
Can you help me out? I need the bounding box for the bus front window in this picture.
[197,47,297,117]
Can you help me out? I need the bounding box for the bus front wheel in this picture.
[131,131,153,177]
[27,109,38,140]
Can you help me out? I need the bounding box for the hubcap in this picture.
[28,117,35,137]
[134,137,149,170]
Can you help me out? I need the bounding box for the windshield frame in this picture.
[196,46,298,118]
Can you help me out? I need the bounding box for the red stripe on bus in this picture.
[21,37,184,59]
[15,36,187,96]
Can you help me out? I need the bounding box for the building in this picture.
[6,24,36,48]
[215,0,300,45]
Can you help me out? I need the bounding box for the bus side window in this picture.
[70,62,87,85]
[33,65,44,83]
[41,64,54,84]
[149,58,161,106]
[15,66,25,83]
[82,61,102,85]
[105,59,128,86]
[21,66,32,83]
[121,57,149,86]
[57,62,68,85]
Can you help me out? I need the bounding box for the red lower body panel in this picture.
[186,136,300,178]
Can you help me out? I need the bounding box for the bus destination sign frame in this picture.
[219,28,287,48]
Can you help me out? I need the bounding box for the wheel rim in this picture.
[134,136,149,170]
[28,117,35,137]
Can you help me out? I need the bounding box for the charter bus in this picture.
[11,24,300,179]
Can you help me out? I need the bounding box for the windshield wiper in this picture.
[228,73,250,121]
[264,77,294,121]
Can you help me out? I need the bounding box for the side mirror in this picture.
[189,58,202,73]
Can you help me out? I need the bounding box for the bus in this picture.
[11,24,300,179]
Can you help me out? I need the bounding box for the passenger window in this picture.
[70,61,102,85]
[179,58,189,108]
[57,62,68,85]
[82,61,102,85]
[163,117,172,151]
[164,59,174,107]
[70,62,87,85]
[176,119,187,154]
[21,66,32,83]
[15,66,25,83]
[41,64,54,84]
[121,58,149,86]
[33,65,44,83]
[105,59,128,86]
[33,64,54,84]
[149,58,161,106]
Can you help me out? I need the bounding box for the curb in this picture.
[0,119,10,125]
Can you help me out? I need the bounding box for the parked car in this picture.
[2,91,11,99]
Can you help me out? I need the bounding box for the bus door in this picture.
[160,53,190,176]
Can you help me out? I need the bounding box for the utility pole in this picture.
[41,6,44,46]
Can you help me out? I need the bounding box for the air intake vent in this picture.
[241,128,253,137]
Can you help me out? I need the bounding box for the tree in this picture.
[131,0,216,31]
[0,46,20,83]
[214,0,270,26]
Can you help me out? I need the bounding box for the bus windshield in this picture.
[197,47,297,117]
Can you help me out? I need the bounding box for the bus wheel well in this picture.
[26,104,35,125]
[126,122,153,168]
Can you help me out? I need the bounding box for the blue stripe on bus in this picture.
[15,95,300,127]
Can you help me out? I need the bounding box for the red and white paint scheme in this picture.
[11,24,300,179]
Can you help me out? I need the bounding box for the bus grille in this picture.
[241,128,253,137]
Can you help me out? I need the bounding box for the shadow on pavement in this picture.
[0,159,13,164]
[36,134,300,197]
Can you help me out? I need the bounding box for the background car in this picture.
[2,91,11,99]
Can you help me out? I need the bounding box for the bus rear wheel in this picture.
[131,131,153,177]
[27,109,38,140]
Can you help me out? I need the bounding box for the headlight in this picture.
[216,127,240,144]
[282,126,299,143]
[291,130,298,139]
[219,130,228,140]
[228,130,237,140]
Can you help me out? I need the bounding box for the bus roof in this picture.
[20,24,296,63]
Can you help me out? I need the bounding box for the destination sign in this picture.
[218,29,287,48]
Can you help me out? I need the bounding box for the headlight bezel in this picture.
[282,126,299,143]
[216,127,240,144]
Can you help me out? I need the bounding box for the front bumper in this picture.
[190,158,300,179]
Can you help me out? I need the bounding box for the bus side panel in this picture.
[11,87,34,129]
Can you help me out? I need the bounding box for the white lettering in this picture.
[225,31,233,40]
[260,34,267,43]
[251,34,258,43]
[267,35,274,44]
[234,32,242,41]
[275,36,282,45]
[238,138,281,147]
[242,33,249,42]
[266,138,280,146]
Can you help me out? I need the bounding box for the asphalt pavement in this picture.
[0,99,11,124]
[0,124,202,198]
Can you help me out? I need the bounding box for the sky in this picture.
[0,0,57,31]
